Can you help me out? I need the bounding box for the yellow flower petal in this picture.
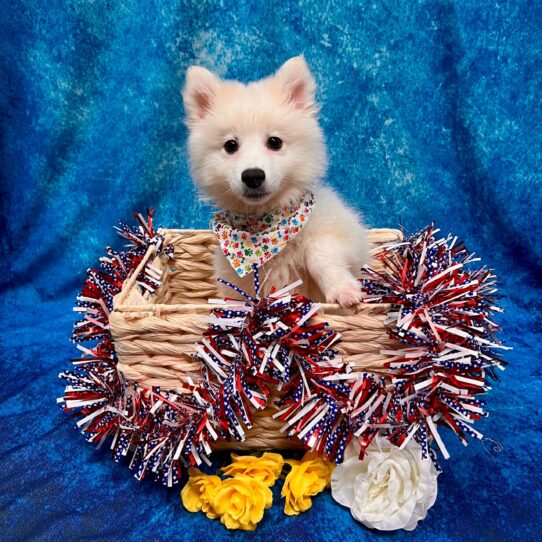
[181,484,203,513]
[221,453,284,486]
[180,468,221,517]
[212,476,272,531]
[281,453,335,515]
[223,513,242,530]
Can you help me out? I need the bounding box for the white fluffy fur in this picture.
[182,55,370,306]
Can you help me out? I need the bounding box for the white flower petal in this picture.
[331,457,365,508]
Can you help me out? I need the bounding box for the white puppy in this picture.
[182,55,370,306]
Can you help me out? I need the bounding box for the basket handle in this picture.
[114,244,158,307]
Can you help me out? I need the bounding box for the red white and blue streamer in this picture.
[358,224,509,461]
[58,210,216,486]
[59,216,508,484]
[195,267,353,462]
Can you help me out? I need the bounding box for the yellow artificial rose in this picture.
[282,451,335,516]
[213,475,273,531]
[220,452,284,486]
[180,468,221,519]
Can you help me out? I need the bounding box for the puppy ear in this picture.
[274,55,318,115]
[182,66,221,124]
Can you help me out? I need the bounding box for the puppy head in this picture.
[182,56,327,214]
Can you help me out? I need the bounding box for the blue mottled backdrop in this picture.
[1,1,541,540]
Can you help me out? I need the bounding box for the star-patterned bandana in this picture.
[212,192,315,277]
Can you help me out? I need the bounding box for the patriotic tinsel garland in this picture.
[197,272,353,462]
[58,210,215,485]
[358,225,509,460]
[59,214,507,485]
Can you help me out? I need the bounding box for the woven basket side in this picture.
[110,303,396,390]
[110,309,208,389]
[110,227,403,450]
[155,230,217,305]
[111,227,403,386]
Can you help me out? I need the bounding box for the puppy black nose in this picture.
[242,168,266,189]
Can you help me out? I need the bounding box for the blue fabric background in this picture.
[1,1,541,540]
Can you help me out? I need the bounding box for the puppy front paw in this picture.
[325,280,363,307]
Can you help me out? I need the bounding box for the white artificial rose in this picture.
[331,435,438,531]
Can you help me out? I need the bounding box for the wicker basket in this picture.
[109,228,403,450]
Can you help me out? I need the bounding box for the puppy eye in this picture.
[267,136,283,151]
[224,139,239,154]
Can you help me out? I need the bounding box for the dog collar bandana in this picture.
[212,192,315,277]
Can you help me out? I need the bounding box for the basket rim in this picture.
[113,227,403,314]
[158,228,213,234]
[157,227,402,235]
[113,300,392,315]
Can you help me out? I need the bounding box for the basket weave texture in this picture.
[110,228,403,449]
